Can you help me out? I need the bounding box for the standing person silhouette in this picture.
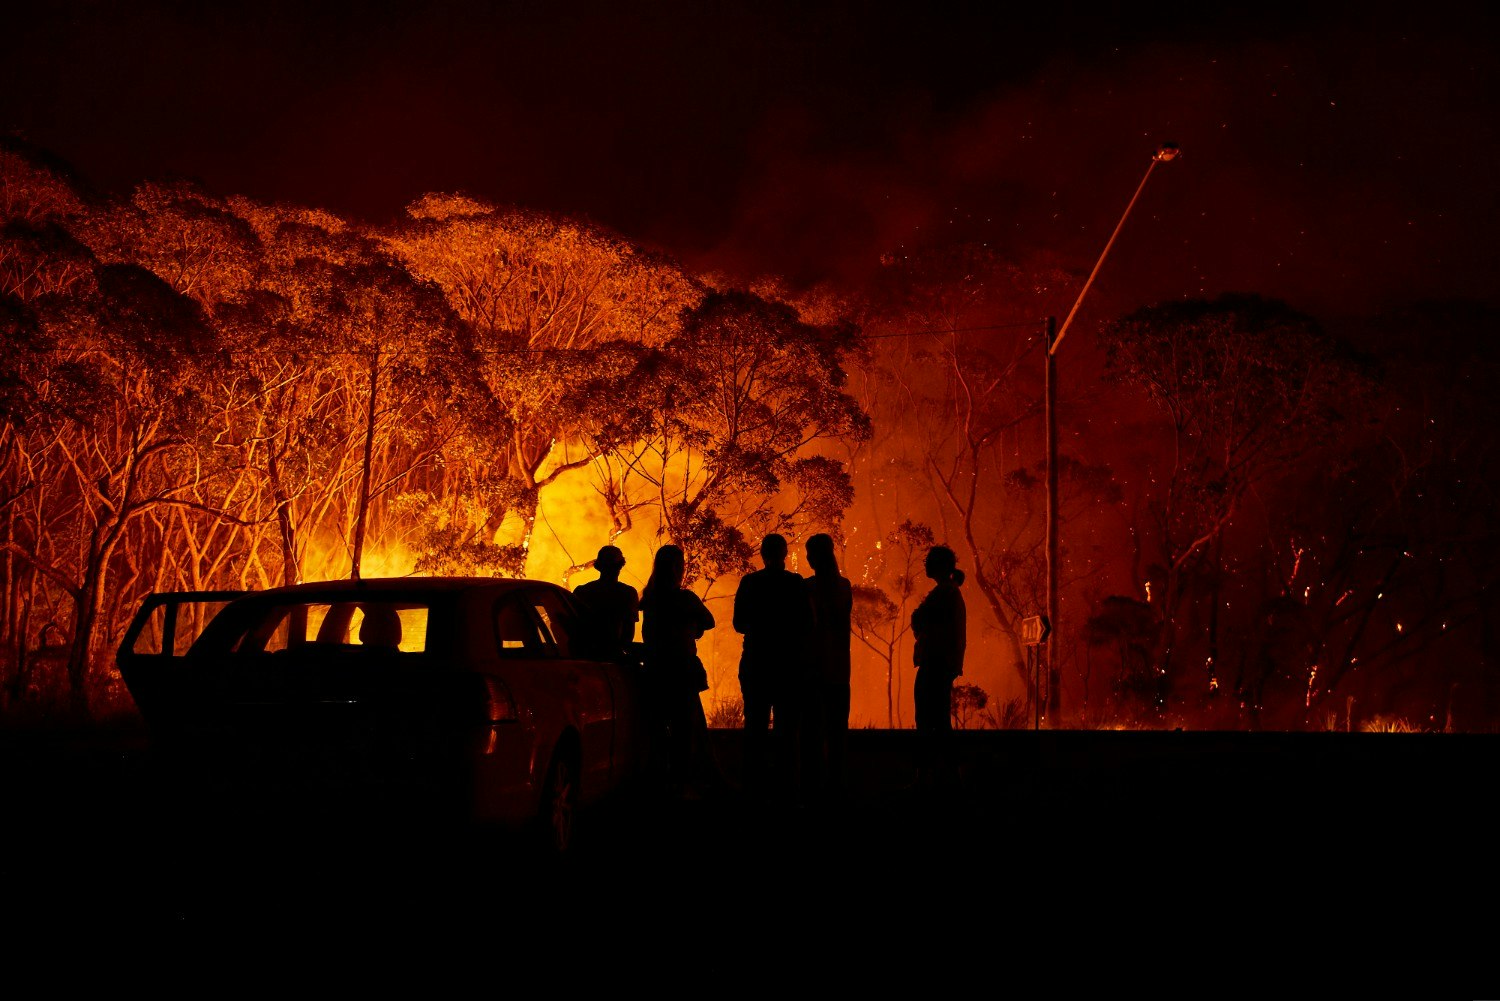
[640,544,715,797]
[571,545,638,660]
[910,545,966,788]
[804,533,853,802]
[733,533,813,802]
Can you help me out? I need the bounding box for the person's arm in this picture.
[953,594,967,657]
[732,577,750,635]
[799,579,816,638]
[623,588,640,644]
[911,592,931,634]
[693,592,716,632]
[940,588,963,633]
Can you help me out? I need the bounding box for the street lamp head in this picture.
[1154,142,1181,162]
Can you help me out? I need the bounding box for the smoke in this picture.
[691,14,1499,321]
[6,4,1492,320]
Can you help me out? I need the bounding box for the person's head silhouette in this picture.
[359,605,403,651]
[643,544,686,602]
[924,545,965,586]
[806,533,838,576]
[761,533,788,569]
[594,545,625,580]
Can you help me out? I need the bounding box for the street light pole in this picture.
[1043,314,1057,730]
[1042,142,1178,727]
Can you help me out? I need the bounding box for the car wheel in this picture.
[539,750,579,854]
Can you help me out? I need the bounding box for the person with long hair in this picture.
[804,533,852,800]
[910,544,966,785]
[640,544,716,795]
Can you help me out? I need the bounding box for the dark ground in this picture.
[4,722,1496,980]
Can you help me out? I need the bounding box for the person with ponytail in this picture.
[804,533,853,800]
[910,545,966,784]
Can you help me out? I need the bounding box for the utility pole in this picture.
[1043,314,1058,728]
[1041,143,1178,727]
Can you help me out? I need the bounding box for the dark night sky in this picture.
[3,1,1496,319]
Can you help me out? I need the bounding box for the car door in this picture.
[116,591,243,729]
[526,586,617,793]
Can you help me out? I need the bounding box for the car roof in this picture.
[247,576,558,599]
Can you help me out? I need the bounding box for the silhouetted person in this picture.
[571,544,639,659]
[804,533,853,801]
[911,545,966,787]
[734,533,813,801]
[359,605,403,652]
[640,544,715,796]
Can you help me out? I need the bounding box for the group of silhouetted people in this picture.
[569,536,967,803]
[732,531,865,802]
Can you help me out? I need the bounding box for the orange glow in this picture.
[3,145,1481,734]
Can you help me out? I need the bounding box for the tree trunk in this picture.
[10,577,33,705]
[1206,536,1223,697]
[2,505,13,649]
[268,440,300,586]
[1155,564,1180,718]
[350,351,380,580]
[66,532,108,719]
[1047,664,1062,726]
[2,506,15,704]
[886,650,894,728]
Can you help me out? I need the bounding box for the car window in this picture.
[131,603,169,655]
[235,601,429,654]
[529,589,575,659]
[349,605,429,652]
[239,604,314,652]
[125,594,243,657]
[494,597,554,659]
[172,600,235,655]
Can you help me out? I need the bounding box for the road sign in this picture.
[1021,614,1051,646]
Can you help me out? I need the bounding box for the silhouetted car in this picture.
[116,577,649,850]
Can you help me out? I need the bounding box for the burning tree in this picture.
[0,146,876,717]
[856,244,1115,723]
[950,682,989,729]
[1082,595,1159,718]
[1098,293,1369,719]
[850,518,934,728]
[4,134,1493,735]
[583,290,871,584]
[1248,301,1500,728]
[386,194,701,572]
[4,258,228,712]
